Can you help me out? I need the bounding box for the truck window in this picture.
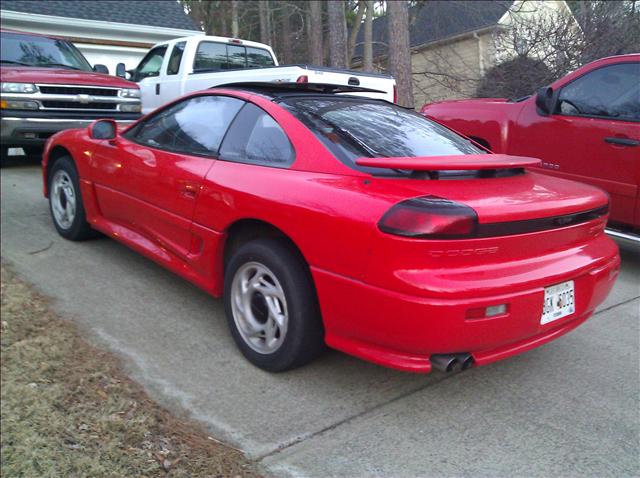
[166,41,186,76]
[194,41,275,72]
[135,45,167,81]
[194,42,227,71]
[227,44,247,68]
[557,63,640,121]
[247,47,275,68]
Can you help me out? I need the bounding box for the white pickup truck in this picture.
[127,35,396,114]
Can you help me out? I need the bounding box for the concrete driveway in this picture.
[2,164,638,477]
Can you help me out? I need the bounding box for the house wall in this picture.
[409,1,578,107]
[411,30,498,107]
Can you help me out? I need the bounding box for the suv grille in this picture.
[41,100,117,110]
[38,85,119,96]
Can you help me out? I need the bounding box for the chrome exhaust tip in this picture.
[430,354,460,373]
[455,353,474,370]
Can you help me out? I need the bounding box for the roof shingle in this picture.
[1,0,200,31]
[353,1,512,60]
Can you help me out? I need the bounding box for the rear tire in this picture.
[224,238,325,372]
[48,156,95,241]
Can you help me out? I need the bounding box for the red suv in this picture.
[1,29,141,162]
[422,54,640,239]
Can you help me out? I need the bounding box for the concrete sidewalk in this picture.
[2,164,638,477]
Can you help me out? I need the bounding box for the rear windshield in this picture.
[0,31,92,71]
[280,97,485,176]
[194,41,275,72]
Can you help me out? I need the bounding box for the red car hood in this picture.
[0,66,137,88]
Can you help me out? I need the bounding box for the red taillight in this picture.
[393,85,397,103]
[296,75,309,83]
[378,196,478,239]
[229,38,243,44]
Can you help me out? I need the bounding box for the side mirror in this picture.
[126,68,136,81]
[93,64,109,74]
[115,63,127,78]
[535,86,554,115]
[89,119,117,140]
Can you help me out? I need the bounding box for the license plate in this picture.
[541,280,575,325]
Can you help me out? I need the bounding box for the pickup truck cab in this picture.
[1,29,142,161]
[421,54,640,237]
[129,35,396,114]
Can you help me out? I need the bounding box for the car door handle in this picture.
[180,183,198,199]
[604,137,639,147]
[155,83,160,95]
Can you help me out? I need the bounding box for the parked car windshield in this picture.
[0,32,92,71]
[281,97,485,175]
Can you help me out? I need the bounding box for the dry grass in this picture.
[0,262,260,477]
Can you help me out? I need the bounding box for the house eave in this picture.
[411,25,502,53]
[0,9,204,45]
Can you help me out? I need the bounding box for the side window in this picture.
[128,95,244,156]
[194,41,227,71]
[557,63,640,121]
[166,41,186,75]
[135,46,167,81]
[219,103,294,167]
[246,47,275,68]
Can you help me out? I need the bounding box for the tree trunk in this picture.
[348,1,365,67]
[231,0,239,37]
[280,2,293,64]
[259,0,271,45]
[327,0,347,68]
[217,0,228,36]
[387,1,413,107]
[363,0,373,71]
[309,0,324,65]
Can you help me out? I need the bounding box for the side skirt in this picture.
[79,179,225,297]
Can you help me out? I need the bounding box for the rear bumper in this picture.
[1,111,139,148]
[313,239,620,373]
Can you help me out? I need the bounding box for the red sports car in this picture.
[42,83,620,374]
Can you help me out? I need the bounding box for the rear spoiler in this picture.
[214,81,386,96]
[355,154,540,171]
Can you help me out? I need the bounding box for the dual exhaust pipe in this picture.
[431,353,474,373]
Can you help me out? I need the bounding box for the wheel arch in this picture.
[222,218,309,272]
[218,218,320,300]
[44,145,74,197]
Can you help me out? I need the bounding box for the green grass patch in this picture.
[1,262,259,477]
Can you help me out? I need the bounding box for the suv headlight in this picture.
[119,103,142,112]
[0,99,39,110]
[119,88,140,98]
[1,82,38,94]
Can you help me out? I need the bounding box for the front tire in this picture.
[48,156,95,241]
[224,238,325,372]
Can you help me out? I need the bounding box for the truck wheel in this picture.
[23,146,43,161]
[224,238,325,372]
[48,156,95,241]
